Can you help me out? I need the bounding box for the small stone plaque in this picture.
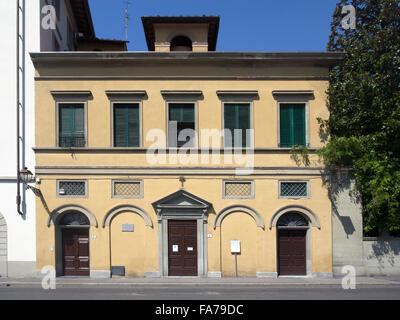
[122,224,134,232]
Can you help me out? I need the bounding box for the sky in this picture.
[88,0,340,52]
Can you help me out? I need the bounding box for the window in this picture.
[58,103,85,147]
[279,103,306,147]
[57,180,87,198]
[170,36,192,51]
[113,103,140,147]
[168,103,196,147]
[112,180,143,198]
[223,180,254,199]
[279,181,309,198]
[224,103,251,148]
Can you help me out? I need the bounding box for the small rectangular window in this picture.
[168,103,195,147]
[224,103,251,148]
[58,103,85,147]
[223,181,254,199]
[112,180,143,198]
[113,103,140,147]
[279,103,306,147]
[279,181,309,198]
[58,181,87,197]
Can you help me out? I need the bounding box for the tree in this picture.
[320,0,400,232]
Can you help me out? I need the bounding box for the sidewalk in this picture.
[1,275,400,286]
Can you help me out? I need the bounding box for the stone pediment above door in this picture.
[152,189,211,216]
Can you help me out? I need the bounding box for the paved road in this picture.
[0,284,399,300]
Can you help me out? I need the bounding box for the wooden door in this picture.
[278,229,307,276]
[62,228,90,276]
[168,220,197,276]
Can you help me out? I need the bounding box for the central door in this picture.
[62,228,90,276]
[278,229,307,276]
[168,220,198,276]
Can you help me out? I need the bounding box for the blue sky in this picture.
[88,0,339,52]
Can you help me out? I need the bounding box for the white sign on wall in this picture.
[230,240,241,253]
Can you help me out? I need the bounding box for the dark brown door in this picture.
[168,220,197,276]
[278,229,307,276]
[62,228,90,276]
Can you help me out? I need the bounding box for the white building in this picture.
[0,0,96,277]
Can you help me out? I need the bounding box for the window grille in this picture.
[113,181,141,197]
[280,182,308,197]
[58,181,86,196]
[224,181,253,198]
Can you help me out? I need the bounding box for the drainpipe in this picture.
[16,0,24,216]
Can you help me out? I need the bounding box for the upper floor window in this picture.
[168,103,196,147]
[113,103,140,147]
[279,103,306,147]
[58,103,85,147]
[223,103,251,148]
[170,36,192,51]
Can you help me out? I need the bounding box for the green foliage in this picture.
[290,145,311,167]
[322,0,400,232]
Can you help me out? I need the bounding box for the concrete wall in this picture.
[363,238,400,276]
[331,173,364,275]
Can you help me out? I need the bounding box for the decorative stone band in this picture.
[35,166,326,176]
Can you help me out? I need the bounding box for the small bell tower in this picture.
[141,16,220,52]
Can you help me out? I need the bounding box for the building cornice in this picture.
[30,51,344,66]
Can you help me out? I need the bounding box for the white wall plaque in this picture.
[122,224,134,232]
[230,240,241,253]
[187,247,193,251]
[172,245,179,252]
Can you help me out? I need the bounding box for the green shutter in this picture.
[280,104,292,147]
[224,104,236,147]
[293,104,306,146]
[280,104,305,147]
[224,103,250,148]
[238,104,250,147]
[127,104,140,147]
[114,103,140,147]
[59,103,84,147]
[169,104,194,123]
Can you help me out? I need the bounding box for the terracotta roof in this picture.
[141,15,220,51]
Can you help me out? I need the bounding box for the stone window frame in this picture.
[217,91,258,150]
[222,180,255,199]
[111,179,144,199]
[56,179,88,198]
[106,91,146,149]
[273,90,313,149]
[51,91,91,148]
[161,91,202,149]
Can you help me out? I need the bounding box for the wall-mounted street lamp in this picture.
[19,167,41,197]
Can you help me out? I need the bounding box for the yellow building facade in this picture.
[32,16,343,278]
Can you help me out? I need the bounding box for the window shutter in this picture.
[169,104,181,122]
[59,103,85,147]
[127,104,140,147]
[114,104,127,147]
[238,104,250,147]
[280,104,292,147]
[73,104,84,134]
[293,104,306,146]
[181,105,194,123]
[59,104,72,136]
[224,104,236,147]
[114,103,140,147]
